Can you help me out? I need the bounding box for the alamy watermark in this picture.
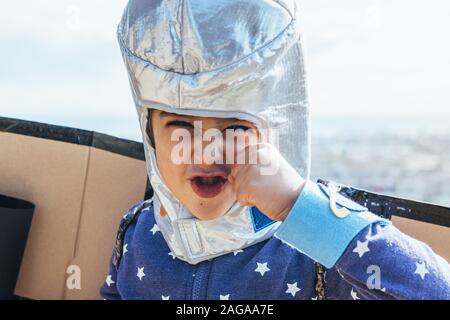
[66,264,81,290]
[169,121,280,175]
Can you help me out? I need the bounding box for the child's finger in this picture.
[224,129,259,164]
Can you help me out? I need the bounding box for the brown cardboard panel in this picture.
[392,216,450,263]
[0,132,88,299]
[1,131,147,299]
[64,147,147,300]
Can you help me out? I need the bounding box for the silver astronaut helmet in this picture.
[117,0,310,264]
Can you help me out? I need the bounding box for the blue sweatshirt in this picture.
[100,180,450,300]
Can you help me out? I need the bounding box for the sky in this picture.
[1,0,449,141]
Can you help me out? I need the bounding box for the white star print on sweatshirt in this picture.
[100,181,450,300]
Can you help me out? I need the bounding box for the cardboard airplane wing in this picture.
[0,116,151,300]
[0,116,449,300]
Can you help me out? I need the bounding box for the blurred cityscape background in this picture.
[1,0,449,206]
[310,116,450,206]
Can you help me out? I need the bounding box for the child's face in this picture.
[150,109,258,220]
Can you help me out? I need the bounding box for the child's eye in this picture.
[225,125,251,131]
[166,120,194,128]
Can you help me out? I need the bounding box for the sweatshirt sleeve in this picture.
[274,180,450,300]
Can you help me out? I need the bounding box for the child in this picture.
[100,0,450,299]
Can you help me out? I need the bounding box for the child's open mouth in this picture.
[190,175,227,198]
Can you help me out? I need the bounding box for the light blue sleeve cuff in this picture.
[274,180,391,269]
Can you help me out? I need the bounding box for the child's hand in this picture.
[227,143,306,221]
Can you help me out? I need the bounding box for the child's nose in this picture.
[192,133,226,165]
[189,129,258,165]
